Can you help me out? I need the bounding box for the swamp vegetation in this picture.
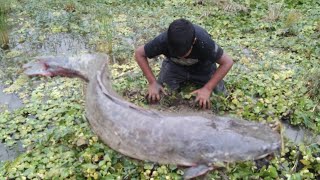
[0,0,319,179]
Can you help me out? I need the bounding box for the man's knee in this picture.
[213,80,228,96]
[157,60,187,91]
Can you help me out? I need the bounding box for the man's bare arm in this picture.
[190,52,233,109]
[134,45,157,84]
[204,52,234,91]
[135,45,166,102]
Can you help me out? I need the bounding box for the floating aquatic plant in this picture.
[0,0,320,179]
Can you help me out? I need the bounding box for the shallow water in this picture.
[1,31,319,164]
[0,85,23,112]
[13,33,90,56]
[0,142,24,162]
[0,31,91,162]
[282,122,320,145]
[0,85,24,162]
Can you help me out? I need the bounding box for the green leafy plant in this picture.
[306,65,320,104]
[283,9,302,36]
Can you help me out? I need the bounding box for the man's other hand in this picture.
[147,82,167,103]
[191,87,212,109]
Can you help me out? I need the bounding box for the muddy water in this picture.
[0,142,24,162]
[0,85,24,162]
[0,32,90,162]
[0,33,88,162]
[0,85,23,112]
[13,33,90,56]
[39,33,89,54]
[2,32,318,163]
[1,30,94,162]
[282,122,320,144]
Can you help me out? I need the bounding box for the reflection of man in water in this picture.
[135,18,233,109]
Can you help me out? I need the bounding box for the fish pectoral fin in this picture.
[184,165,213,180]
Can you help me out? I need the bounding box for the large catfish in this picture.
[23,54,281,179]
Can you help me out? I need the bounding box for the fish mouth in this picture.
[23,61,53,77]
[23,58,88,81]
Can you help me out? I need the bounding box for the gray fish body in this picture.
[24,54,281,178]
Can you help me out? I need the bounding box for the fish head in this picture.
[23,54,108,81]
[23,57,68,77]
[206,117,282,162]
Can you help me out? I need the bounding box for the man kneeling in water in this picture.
[135,18,233,109]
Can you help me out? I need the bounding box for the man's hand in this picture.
[147,82,167,103]
[191,87,212,109]
[135,46,167,103]
[190,52,233,109]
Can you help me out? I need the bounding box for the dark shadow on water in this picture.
[0,142,24,162]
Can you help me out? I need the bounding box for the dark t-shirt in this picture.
[144,24,223,67]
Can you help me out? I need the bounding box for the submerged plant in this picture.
[0,0,10,14]
[64,0,76,12]
[222,0,249,13]
[306,66,320,104]
[282,9,302,36]
[0,0,9,50]
[206,0,249,13]
[316,21,320,32]
[284,10,301,28]
[265,2,283,21]
[96,18,113,54]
